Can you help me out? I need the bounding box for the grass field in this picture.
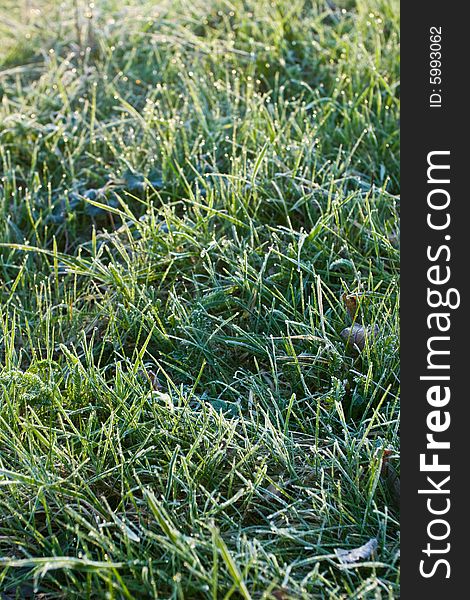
[0,0,400,597]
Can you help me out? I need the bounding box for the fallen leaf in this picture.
[342,293,359,320]
[151,390,174,413]
[340,323,379,351]
[335,538,378,565]
[147,369,163,391]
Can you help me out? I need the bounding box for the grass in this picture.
[0,0,399,597]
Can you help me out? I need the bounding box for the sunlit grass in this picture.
[0,0,399,597]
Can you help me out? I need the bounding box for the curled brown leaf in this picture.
[342,292,359,320]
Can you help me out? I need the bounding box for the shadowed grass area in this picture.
[0,0,399,597]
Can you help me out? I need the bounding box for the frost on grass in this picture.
[0,0,400,596]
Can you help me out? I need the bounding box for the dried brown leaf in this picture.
[342,292,359,320]
[335,538,378,565]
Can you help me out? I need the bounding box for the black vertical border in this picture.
[401,2,468,597]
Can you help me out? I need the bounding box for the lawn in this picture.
[0,0,400,597]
